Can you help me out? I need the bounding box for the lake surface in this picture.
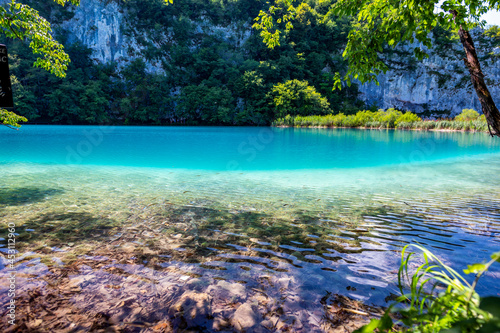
[2,125,500,169]
[1,125,500,308]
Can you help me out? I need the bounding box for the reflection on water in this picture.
[2,126,500,169]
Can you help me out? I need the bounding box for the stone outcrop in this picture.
[358,36,500,116]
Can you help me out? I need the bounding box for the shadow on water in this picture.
[0,187,64,206]
[0,212,118,249]
[1,198,500,331]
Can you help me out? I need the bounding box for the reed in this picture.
[273,109,489,133]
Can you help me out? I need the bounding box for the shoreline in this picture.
[273,125,487,133]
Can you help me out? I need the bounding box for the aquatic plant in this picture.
[355,244,500,333]
[273,108,488,133]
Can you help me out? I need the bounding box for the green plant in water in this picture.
[272,109,488,132]
[355,244,500,333]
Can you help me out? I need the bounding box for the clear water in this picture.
[2,125,500,169]
[1,125,500,306]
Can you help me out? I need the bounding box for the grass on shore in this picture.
[273,108,488,132]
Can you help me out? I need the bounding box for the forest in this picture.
[4,0,351,125]
[10,0,500,126]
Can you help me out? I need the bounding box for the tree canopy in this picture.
[1,0,80,128]
[255,0,500,136]
[331,0,500,88]
[3,0,500,129]
[255,0,499,86]
[5,0,363,126]
[0,0,79,78]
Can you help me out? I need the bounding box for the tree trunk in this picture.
[452,13,500,136]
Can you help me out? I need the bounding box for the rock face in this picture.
[62,0,127,64]
[60,0,250,72]
[59,1,500,115]
[358,37,500,116]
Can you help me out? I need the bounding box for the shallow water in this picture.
[1,125,500,307]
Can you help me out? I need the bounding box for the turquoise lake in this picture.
[1,125,500,306]
[2,125,500,169]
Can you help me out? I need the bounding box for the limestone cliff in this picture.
[358,35,500,116]
[62,0,127,63]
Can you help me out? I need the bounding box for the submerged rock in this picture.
[207,280,247,303]
[232,303,261,332]
[170,291,213,328]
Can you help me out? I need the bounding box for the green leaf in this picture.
[0,109,27,128]
[464,263,487,275]
[378,312,393,330]
[353,318,381,333]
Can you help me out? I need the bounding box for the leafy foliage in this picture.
[0,0,78,78]
[7,0,365,125]
[6,0,498,126]
[275,110,490,132]
[254,0,500,88]
[0,108,27,128]
[484,25,500,48]
[330,0,500,88]
[273,108,425,128]
[0,0,81,127]
[355,245,500,333]
[268,79,331,118]
[455,108,481,121]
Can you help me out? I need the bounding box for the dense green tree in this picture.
[4,0,500,127]
[268,79,331,118]
[5,0,364,126]
[254,0,500,136]
[333,0,500,136]
[0,0,80,127]
[177,83,235,124]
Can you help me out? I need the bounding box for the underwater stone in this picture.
[232,303,260,332]
[207,280,247,303]
[170,291,213,328]
[185,278,208,291]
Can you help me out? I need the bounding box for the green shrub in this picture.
[417,121,436,130]
[473,117,488,132]
[353,110,376,126]
[355,245,500,333]
[396,121,415,129]
[273,109,489,133]
[455,108,481,121]
[435,120,453,129]
[395,111,422,127]
[377,108,404,128]
[366,121,384,129]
